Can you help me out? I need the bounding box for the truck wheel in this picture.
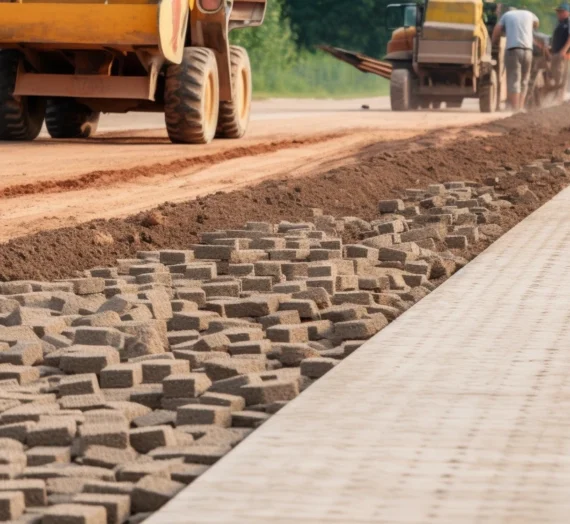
[390,69,415,111]
[45,98,100,139]
[0,50,45,141]
[165,47,220,144]
[216,46,252,139]
[479,70,497,113]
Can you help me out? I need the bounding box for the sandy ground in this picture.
[0,97,504,242]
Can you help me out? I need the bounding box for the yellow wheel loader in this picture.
[0,0,266,143]
[321,1,507,113]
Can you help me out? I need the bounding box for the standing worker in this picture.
[492,8,540,111]
[550,3,570,101]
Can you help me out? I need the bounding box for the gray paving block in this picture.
[43,503,107,524]
[176,405,232,427]
[0,490,24,521]
[100,364,143,389]
[162,373,211,399]
[72,493,130,524]
[131,476,184,513]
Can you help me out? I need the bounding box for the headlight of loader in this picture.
[198,0,223,13]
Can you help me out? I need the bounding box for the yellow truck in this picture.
[0,0,266,143]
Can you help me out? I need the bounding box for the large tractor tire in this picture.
[0,50,45,141]
[216,46,252,139]
[390,69,415,111]
[165,47,220,144]
[46,98,100,139]
[479,69,498,113]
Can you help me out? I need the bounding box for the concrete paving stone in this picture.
[280,262,309,281]
[217,327,263,343]
[27,419,76,447]
[190,333,231,353]
[132,410,175,429]
[204,358,266,382]
[227,263,255,277]
[222,297,276,318]
[306,277,336,295]
[43,503,107,524]
[82,445,138,470]
[129,425,176,454]
[190,245,233,261]
[201,281,241,299]
[0,365,40,385]
[454,225,480,243]
[59,347,120,375]
[360,234,396,250]
[79,424,128,451]
[240,380,299,406]
[72,493,130,524]
[169,301,198,315]
[367,304,400,321]
[445,234,469,249]
[159,250,194,266]
[266,324,309,344]
[100,365,142,389]
[174,289,206,309]
[0,490,24,521]
[231,411,270,428]
[332,291,374,306]
[276,344,320,367]
[252,262,282,282]
[162,373,211,399]
[378,199,404,214]
[334,318,385,341]
[300,357,339,379]
[344,245,379,261]
[58,375,100,397]
[272,281,306,294]
[0,343,42,367]
[0,480,45,507]
[228,340,271,356]
[258,311,300,330]
[0,422,35,443]
[207,374,262,396]
[176,405,231,428]
[58,394,107,412]
[172,350,228,370]
[160,398,198,411]
[128,385,163,410]
[166,330,200,347]
[26,447,70,467]
[141,360,189,384]
[304,320,335,341]
[169,463,209,485]
[402,273,427,288]
[64,279,106,296]
[266,249,309,261]
[199,392,245,412]
[161,445,230,466]
[73,328,123,349]
[320,305,367,323]
[184,264,217,281]
[279,300,320,320]
[169,312,218,332]
[82,480,134,497]
[131,475,184,514]
[240,277,273,293]
[20,465,114,482]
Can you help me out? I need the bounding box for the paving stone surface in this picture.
[144,185,570,522]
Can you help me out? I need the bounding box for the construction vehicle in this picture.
[0,0,266,143]
[321,0,507,113]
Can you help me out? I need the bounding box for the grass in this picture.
[250,53,389,99]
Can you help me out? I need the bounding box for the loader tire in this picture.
[165,47,219,144]
[0,50,45,141]
[479,70,497,113]
[390,69,415,111]
[45,98,100,139]
[216,46,252,139]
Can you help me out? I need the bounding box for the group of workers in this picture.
[491,3,570,111]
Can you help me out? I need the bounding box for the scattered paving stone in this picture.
[0,490,25,521]
[0,176,520,521]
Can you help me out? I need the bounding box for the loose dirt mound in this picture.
[1,104,569,282]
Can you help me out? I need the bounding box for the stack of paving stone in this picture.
[0,179,515,522]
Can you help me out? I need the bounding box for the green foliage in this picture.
[231,0,388,97]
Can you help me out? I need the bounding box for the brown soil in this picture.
[1,104,569,282]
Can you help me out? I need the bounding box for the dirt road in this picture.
[0,97,502,242]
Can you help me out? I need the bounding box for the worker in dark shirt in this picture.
[551,3,570,99]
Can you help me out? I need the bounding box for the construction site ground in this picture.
[2,98,570,282]
[0,97,498,243]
